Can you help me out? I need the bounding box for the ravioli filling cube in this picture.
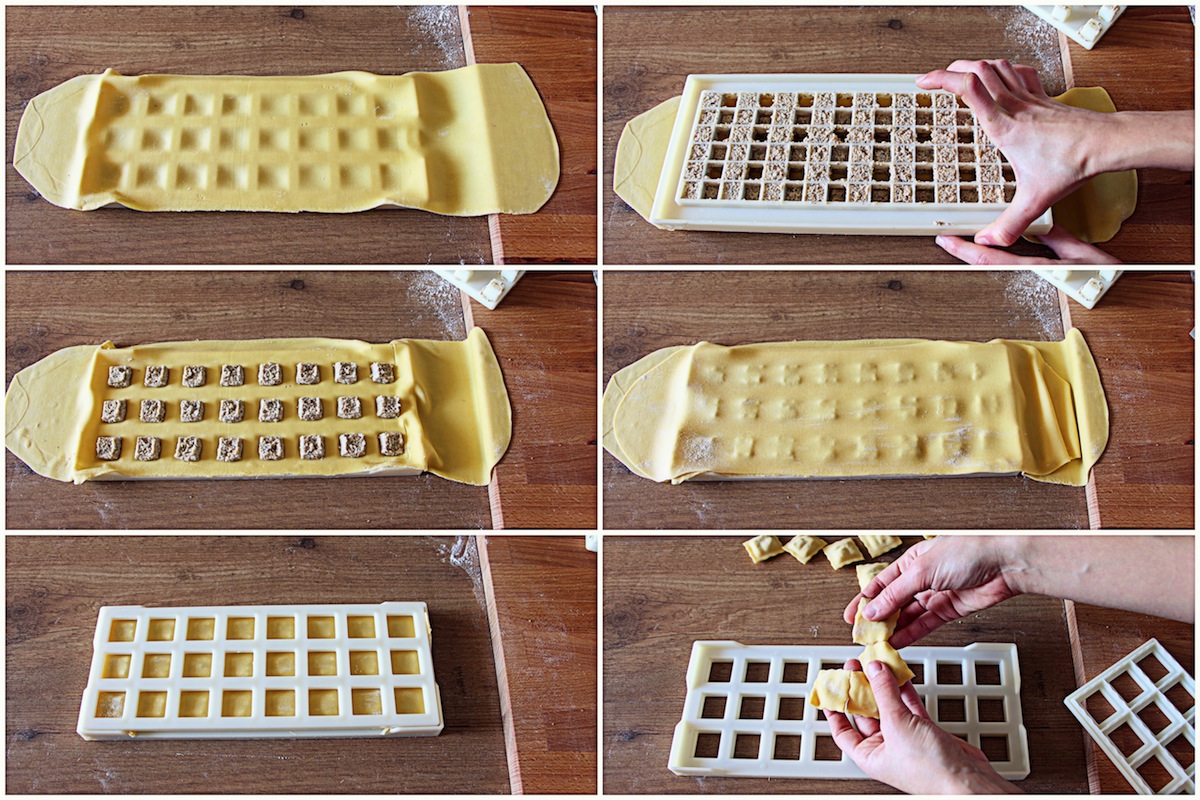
[258,436,284,460]
[339,433,367,458]
[96,436,121,460]
[101,399,127,424]
[107,366,132,388]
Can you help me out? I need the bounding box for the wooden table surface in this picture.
[468,271,598,529]
[603,269,1097,529]
[479,535,598,793]
[602,5,1193,264]
[1065,270,1194,529]
[5,270,597,529]
[5,535,511,794]
[462,7,598,265]
[602,536,1091,794]
[5,5,597,265]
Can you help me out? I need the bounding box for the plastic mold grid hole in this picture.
[1064,638,1195,795]
[78,603,443,740]
[1023,5,1125,50]
[1033,269,1123,309]
[649,75,1054,236]
[668,641,1029,780]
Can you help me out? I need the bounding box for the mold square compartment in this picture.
[388,615,416,638]
[110,619,137,642]
[267,616,295,639]
[391,650,421,675]
[142,653,172,678]
[266,651,296,676]
[227,617,255,640]
[103,654,131,679]
[147,618,176,641]
[224,652,254,677]
[179,691,210,718]
[350,651,380,675]
[137,691,168,718]
[266,689,296,717]
[182,652,213,677]
[353,688,383,715]
[394,687,426,714]
[222,690,253,717]
[307,615,337,639]
[309,688,339,716]
[308,651,339,676]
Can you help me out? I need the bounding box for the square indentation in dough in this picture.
[298,93,329,116]
[217,126,250,150]
[176,163,208,189]
[257,164,290,190]
[216,164,249,190]
[220,93,251,115]
[182,91,214,114]
[337,128,370,150]
[380,164,405,191]
[339,165,373,190]
[298,129,332,153]
[336,94,368,115]
[179,127,211,153]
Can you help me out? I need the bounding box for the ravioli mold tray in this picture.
[78,603,443,740]
[649,73,1053,236]
[668,640,1029,780]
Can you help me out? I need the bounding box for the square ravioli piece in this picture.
[100,399,127,424]
[379,431,405,456]
[856,562,888,591]
[300,434,325,460]
[259,399,284,423]
[299,397,323,421]
[783,534,827,564]
[371,362,395,383]
[337,396,362,419]
[258,436,284,460]
[859,534,902,558]
[219,399,245,423]
[217,436,243,462]
[180,400,205,423]
[96,436,122,461]
[144,366,169,387]
[339,433,367,458]
[140,399,166,423]
[174,436,201,462]
[824,538,865,570]
[296,362,320,385]
[258,362,282,386]
[376,396,401,419]
[743,534,784,564]
[134,436,161,461]
[334,361,358,384]
[107,366,133,388]
[220,364,245,387]
[182,365,206,388]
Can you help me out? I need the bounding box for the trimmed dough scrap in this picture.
[14,65,558,216]
[859,534,902,558]
[602,331,1108,487]
[782,534,826,564]
[824,538,864,570]
[744,534,784,563]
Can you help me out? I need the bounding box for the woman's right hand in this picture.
[842,537,1027,648]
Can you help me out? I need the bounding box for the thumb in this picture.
[866,660,909,726]
[976,186,1050,247]
[1033,224,1122,264]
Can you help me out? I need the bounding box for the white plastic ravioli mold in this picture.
[433,269,525,310]
[1024,5,1125,49]
[668,641,1030,780]
[1064,639,1195,794]
[78,603,443,740]
[1034,268,1123,309]
[649,74,1053,236]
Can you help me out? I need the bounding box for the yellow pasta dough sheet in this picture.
[602,329,1107,486]
[14,64,558,215]
[5,328,510,486]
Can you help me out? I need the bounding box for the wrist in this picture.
[989,535,1039,597]
[1097,111,1194,173]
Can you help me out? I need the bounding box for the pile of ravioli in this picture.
[743,533,924,719]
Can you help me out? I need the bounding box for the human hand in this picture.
[936,225,1122,265]
[842,537,1024,649]
[827,659,1018,794]
[917,60,1116,247]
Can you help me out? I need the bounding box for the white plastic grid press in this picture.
[649,74,1054,236]
[78,603,443,740]
[1024,5,1125,50]
[668,640,1029,780]
[1064,638,1195,794]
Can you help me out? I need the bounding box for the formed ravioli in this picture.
[782,534,827,564]
[823,538,865,570]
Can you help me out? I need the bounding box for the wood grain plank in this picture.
[463,6,598,264]
[479,535,598,793]
[602,269,1091,529]
[1060,6,1195,264]
[4,535,510,794]
[603,6,1073,265]
[1065,597,1195,794]
[1067,271,1194,528]
[469,271,598,529]
[5,6,493,264]
[602,535,1090,794]
[4,270,493,529]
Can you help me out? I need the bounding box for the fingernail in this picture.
[867,661,885,676]
[935,235,950,247]
[975,234,993,246]
[863,603,876,620]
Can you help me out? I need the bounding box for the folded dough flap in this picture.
[4,329,510,486]
[605,333,1107,486]
[14,65,557,215]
